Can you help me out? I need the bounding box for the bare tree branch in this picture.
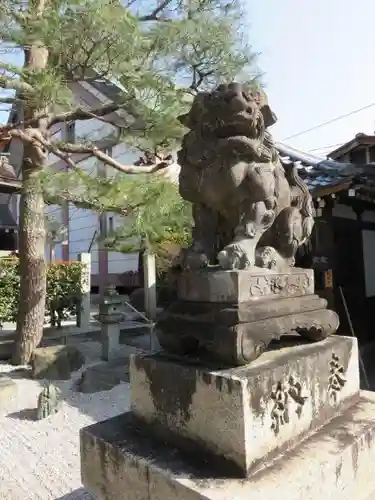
[138,0,174,21]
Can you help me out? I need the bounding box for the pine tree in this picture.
[0,0,261,364]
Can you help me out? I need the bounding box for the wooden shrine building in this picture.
[276,137,375,343]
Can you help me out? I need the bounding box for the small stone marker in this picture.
[0,375,16,404]
[36,383,61,420]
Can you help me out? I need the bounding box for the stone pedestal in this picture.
[100,323,120,361]
[80,336,375,500]
[157,268,339,365]
[130,337,359,476]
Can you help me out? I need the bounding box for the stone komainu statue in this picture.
[176,82,315,272]
[157,83,338,366]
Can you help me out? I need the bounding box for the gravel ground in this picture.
[0,341,132,500]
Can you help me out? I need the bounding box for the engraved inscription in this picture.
[249,274,311,298]
[328,353,347,404]
[270,375,308,435]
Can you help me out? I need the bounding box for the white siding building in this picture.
[43,79,142,292]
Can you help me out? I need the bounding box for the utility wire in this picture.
[308,143,344,153]
[283,102,375,141]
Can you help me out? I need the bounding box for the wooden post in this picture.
[77,252,91,328]
[143,251,159,350]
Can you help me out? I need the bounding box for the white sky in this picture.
[2,0,375,160]
[249,0,375,157]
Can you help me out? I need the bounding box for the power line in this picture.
[283,102,375,141]
[308,142,344,153]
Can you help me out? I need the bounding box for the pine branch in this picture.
[45,143,78,170]
[56,142,172,175]
[0,102,124,138]
[47,102,123,127]
[0,115,46,138]
[44,191,131,217]
[7,126,172,176]
[7,127,81,171]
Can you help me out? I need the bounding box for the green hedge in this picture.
[0,257,85,328]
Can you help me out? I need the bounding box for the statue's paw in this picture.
[255,246,289,271]
[269,259,277,270]
[218,245,252,270]
[244,223,257,238]
[180,248,209,270]
[265,196,277,210]
[255,246,274,268]
[218,249,238,270]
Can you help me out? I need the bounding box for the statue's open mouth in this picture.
[214,114,263,141]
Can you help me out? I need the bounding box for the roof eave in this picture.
[328,135,375,159]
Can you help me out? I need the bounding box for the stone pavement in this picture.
[0,340,134,500]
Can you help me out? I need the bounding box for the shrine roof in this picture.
[276,142,356,198]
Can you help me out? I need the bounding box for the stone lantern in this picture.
[97,285,124,361]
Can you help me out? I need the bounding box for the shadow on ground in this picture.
[7,408,37,421]
[54,487,94,500]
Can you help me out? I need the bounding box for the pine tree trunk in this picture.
[13,164,47,365]
[12,2,49,364]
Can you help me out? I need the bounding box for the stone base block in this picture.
[161,293,328,325]
[80,391,375,500]
[177,268,314,303]
[130,336,359,476]
[158,296,339,364]
[158,268,339,365]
